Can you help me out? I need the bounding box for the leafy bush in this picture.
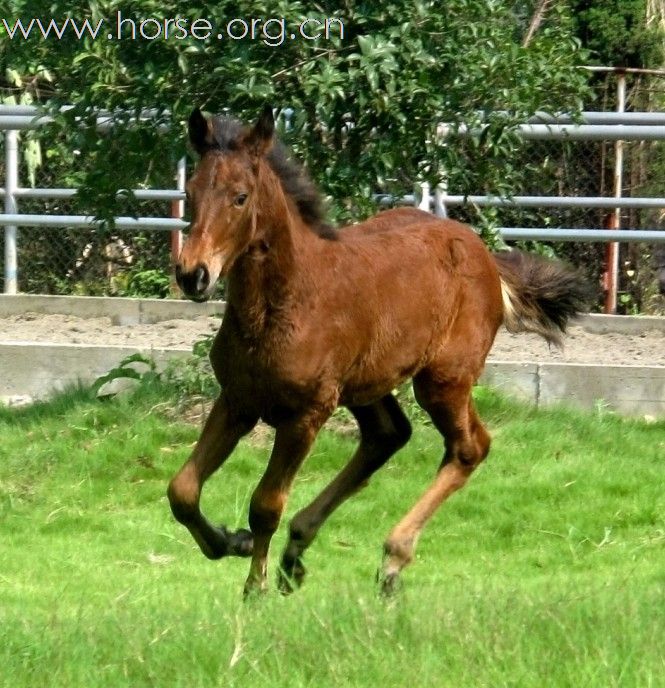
[163,334,220,399]
[91,333,219,403]
[92,352,162,397]
[122,269,171,299]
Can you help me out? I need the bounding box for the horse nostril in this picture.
[195,265,209,294]
[175,263,209,299]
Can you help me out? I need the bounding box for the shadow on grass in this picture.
[0,385,100,425]
[0,380,187,427]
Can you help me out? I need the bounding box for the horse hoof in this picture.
[203,526,253,559]
[229,528,254,557]
[377,569,401,598]
[277,558,306,595]
[277,571,294,595]
[243,579,268,600]
[202,525,234,560]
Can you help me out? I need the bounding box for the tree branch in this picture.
[522,0,553,47]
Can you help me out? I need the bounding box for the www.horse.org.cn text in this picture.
[1,14,345,46]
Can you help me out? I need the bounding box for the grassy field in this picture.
[0,384,663,687]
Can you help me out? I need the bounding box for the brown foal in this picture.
[168,105,588,596]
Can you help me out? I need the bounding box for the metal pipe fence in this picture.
[455,123,665,141]
[377,194,665,210]
[4,129,18,294]
[1,104,186,295]
[0,213,185,230]
[1,103,664,309]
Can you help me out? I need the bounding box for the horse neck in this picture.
[226,166,318,337]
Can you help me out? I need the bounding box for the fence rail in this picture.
[0,213,185,230]
[377,193,665,209]
[498,228,665,242]
[0,188,184,201]
[455,123,665,141]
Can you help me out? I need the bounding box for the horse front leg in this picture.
[167,394,257,559]
[244,410,328,596]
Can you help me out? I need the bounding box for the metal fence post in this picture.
[434,183,448,218]
[170,156,186,263]
[604,72,626,314]
[4,129,19,294]
[434,124,449,218]
[169,156,186,295]
[417,181,431,211]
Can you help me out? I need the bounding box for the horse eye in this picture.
[234,193,248,207]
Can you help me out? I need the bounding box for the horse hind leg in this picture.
[380,372,491,594]
[278,394,412,593]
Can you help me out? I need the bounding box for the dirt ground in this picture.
[1,312,664,366]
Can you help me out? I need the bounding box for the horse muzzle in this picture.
[175,263,211,302]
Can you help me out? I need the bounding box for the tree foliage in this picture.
[570,0,663,68]
[2,1,589,225]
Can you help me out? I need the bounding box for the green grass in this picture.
[0,384,663,687]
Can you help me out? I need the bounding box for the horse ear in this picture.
[188,108,216,154]
[244,104,275,157]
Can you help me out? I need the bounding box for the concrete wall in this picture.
[1,296,664,416]
[482,361,665,417]
[0,294,225,325]
[2,341,663,417]
[0,342,190,404]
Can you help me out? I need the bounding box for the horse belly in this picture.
[337,319,435,406]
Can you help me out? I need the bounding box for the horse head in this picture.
[176,105,275,301]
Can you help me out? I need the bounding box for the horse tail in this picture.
[493,250,589,348]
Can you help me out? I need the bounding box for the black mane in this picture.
[207,116,337,240]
